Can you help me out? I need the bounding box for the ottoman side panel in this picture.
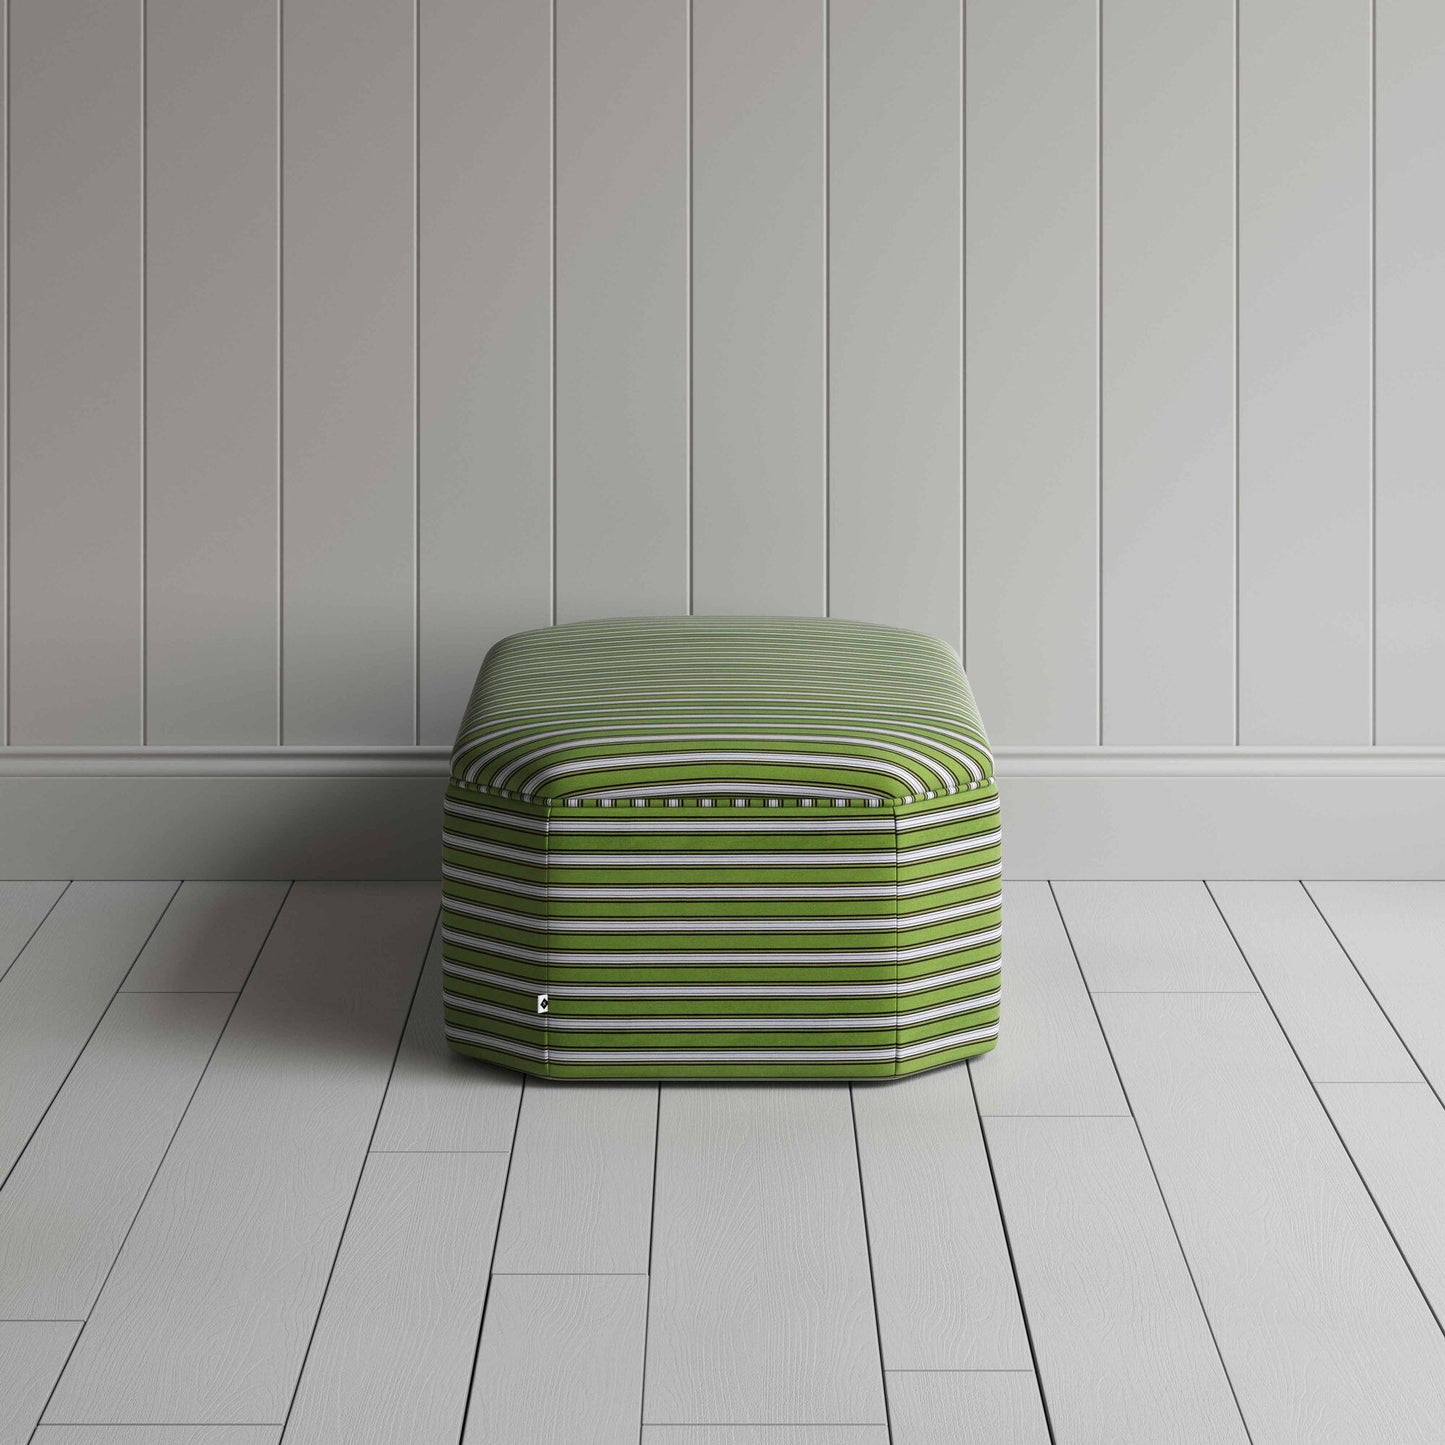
[441,784,550,1075]
[892,784,1002,1076]
[539,798,904,1080]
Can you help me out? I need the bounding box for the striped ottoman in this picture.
[441,616,1001,1079]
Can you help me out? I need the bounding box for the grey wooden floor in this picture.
[3,880,1445,1445]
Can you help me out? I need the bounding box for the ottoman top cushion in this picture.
[450,616,993,805]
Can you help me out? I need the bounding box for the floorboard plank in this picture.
[644,1086,886,1427]
[283,1151,507,1445]
[0,880,67,984]
[43,883,438,1426]
[492,1081,655,1275]
[36,1431,280,1444]
[1210,882,1419,1082]
[0,1320,79,1445]
[0,881,179,1182]
[370,929,521,1153]
[1306,883,1445,1095]
[970,882,1127,1115]
[1096,991,1445,1442]
[463,1274,647,1445]
[121,882,288,993]
[985,1115,1246,1443]
[886,1371,1049,1444]
[1319,1081,1445,1326]
[1052,881,1256,991]
[852,1069,1029,1369]
[0,991,233,1318]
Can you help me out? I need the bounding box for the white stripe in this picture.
[568,781,885,802]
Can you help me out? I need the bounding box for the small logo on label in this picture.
[537,994,549,1015]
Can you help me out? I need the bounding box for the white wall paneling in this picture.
[281,0,416,743]
[1100,0,1235,742]
[830,0,962,653]
[1237,0,1372,744]
[1,8,7,749]
[965,0,1099,742]
[146,0,279,743]
[690,0,826,617]
[0,1,1437,877]
[417,0,553,743]
[552,0,688,622]
[1374,0,1445,743]
[8,0,143,744]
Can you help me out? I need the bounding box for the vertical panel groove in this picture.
[549,0,556,631]
[1368,0,1376,746]
[140,0,147,746]
[412,0,419,747]
[849,1084,894,1438]
[1233,0,1240,747]
[958,0,964,671]
[824,0,831,622]
[2,0,8,747]
[685,0,693,617]
[1096,0,1103,747]
[276,0,284,747]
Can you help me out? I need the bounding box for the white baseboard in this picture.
[0,746,1440,878]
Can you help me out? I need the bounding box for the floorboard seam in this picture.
[1206,881,1445,1344]
[0,881,182,1197]
[277,901,443,1441]
[966,1064,1058,1445]
[0,880,71,989]
[849,1084,894,1444]
[1299,882,1445,1114]
[23,880,292,1442]
[636,1081,662,1441]
[1048,881,1257,1445]
[455,1070,526,1443]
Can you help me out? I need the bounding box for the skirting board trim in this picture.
[0,747,1441,878]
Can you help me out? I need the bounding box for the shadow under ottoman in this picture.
[440,615,1001,1079]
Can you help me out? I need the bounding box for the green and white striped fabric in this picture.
[442,616,1001,1079]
